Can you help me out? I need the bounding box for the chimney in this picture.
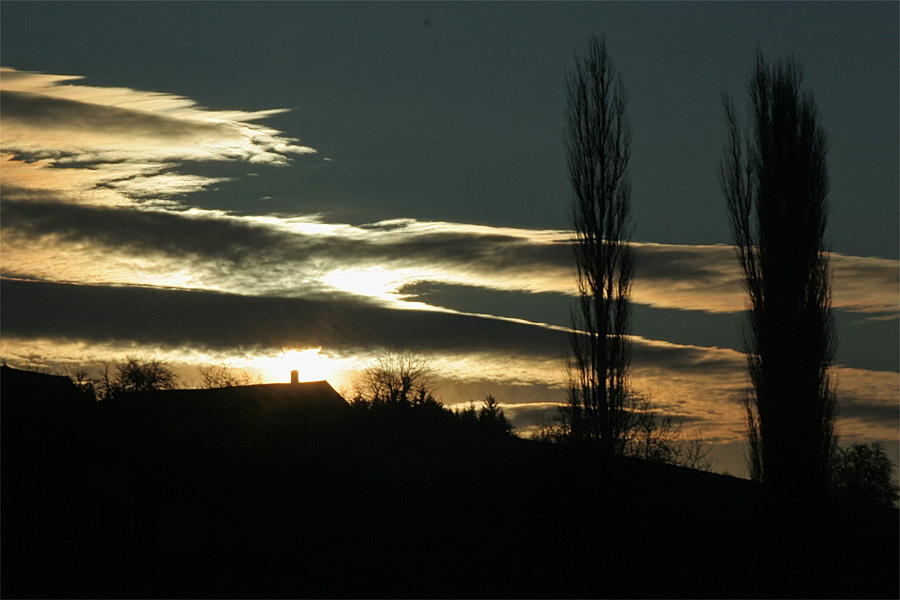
[290,370,299,385]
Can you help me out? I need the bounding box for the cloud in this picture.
[633,243,900,318]
[3,191,895,320]
[0,276,742,386]
[2,65,895,452]
[1,90,227,142]
[829,367,900,439]
[632,244,744,312]
[0,67,316,202]
[0,278,570,359]
[4,276,895,445]
[830,254,900,315]
[0,194,574,300]
[1,65,894,318]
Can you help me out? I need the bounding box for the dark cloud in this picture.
[3,197,895,376]
[400,281,572,327]
[379,231,569,273]
[400,280,751,352]
[1,90,227,142]
[1,196,290,264]
[834,310,899,372]
[0,277,757,384]
[634,244,734,284]
[838,396,900,430]
[634,339,743,377]
[0,196,571,283]
[0,278,570,358]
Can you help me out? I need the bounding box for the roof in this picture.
[1,364,91,413]
[124,380,347,410]
[105,381,350,447]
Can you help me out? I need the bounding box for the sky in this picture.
[1,1,897,477]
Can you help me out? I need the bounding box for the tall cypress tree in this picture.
[721,51,836,497]
[564,35,634,454]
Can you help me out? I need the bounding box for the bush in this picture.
[98,355,178,399]
[832,442,899,508]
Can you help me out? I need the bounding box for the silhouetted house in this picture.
[103,378,348,557]
[105,376,350,456]
[1,364,92,412]
[2,366,349,566]
[112,377,347,412]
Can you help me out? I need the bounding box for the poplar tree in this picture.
[721,51,836,497]
[564,35,634,454]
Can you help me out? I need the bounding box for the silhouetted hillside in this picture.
[2,365,897,598]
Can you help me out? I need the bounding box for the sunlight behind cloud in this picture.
[254,348,347,384]
[323,266,409,302]
[3,195,896,319]
[2,330,897,446]
[2,64,895,466]
[322,265,452,310]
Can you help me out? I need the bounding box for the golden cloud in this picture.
[0,67,315,204]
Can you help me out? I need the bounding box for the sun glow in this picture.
[322,266,410,302]
[255,348,347,385]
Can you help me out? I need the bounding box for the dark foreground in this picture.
[2,366,897,598]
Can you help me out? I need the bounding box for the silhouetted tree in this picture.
[99,355,178,399]
[564,34,634,454]
[832,442,899,508]
[457,401,479,425]
[351,350,437,406]
[721,51,836,497]
[530,409,570,444]
[547,393,715,471]
[478,395,513,437]
[64,364,99,401]
[197,362,258,388]
[678,429,715,473]
[454,396,513,439]
[621,393,680,465]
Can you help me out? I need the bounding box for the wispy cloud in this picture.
[2,194,895,318]
[2,67,896,453]
[2,277,895,444]
[2,68,894,317]
[830,255,900,315]
[1,67,315,204]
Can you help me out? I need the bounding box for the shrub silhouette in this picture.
[96,355,178,399]
[832,442,899,508]
[350,349,435,406]
[477,394,513,437]
[196,362,259,388]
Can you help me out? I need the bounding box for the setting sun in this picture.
[256,348,343,384]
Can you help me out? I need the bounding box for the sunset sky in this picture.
[1,1,897,476]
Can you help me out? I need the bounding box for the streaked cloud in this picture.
[633,243,899,318]
[1,66,894,318]
[830,254,900,315]
[0,67,315,204]
[1,66,895,468]
[2,277,895,445]
[2,193,895,318]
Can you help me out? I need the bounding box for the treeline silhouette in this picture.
[2,364,897,598]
